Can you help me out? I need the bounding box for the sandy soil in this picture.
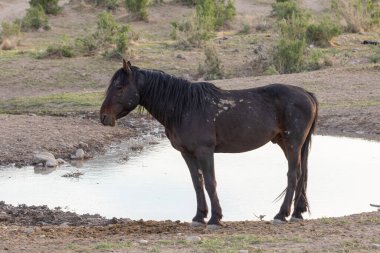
[0,201,379,252]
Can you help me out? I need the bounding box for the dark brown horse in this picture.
[100,60,318,227]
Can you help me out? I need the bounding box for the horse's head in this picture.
[100,59,140,126]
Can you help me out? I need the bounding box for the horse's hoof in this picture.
[191,221,206,227]
[272,219,287,225]
[290,217,303,222]
[207,224,222,230]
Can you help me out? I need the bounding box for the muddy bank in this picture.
[0,113,161,167]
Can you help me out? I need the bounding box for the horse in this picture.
[100,60,318,227]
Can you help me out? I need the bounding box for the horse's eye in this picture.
[115,85,123,90]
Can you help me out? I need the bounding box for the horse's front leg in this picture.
[196,150,223,227]
[181,152,208,226]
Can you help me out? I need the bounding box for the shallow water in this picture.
[0,136,379,221]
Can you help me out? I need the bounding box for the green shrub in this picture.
[93,0,120,10]
[272,0,302,20]
[75,34,99,55]
[306,19,341,47]
[263,65,279,75]
[198,44,224,80]
[21,5,49,31]
[239,22,251,34]
[368,45,380,63]
[277,13,308,40]
[171,0,236,48]
[1,21,21,38]
[95,11,122,45]
[29,0,62,15]
[304,48,323,70]
[124,0,149,21]
[105,26,130,59]
[196,0,236,31]
[273,38,305,73]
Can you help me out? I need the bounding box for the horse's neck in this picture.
[138,74,176,128]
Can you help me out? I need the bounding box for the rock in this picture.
[23,228,34,234]
[33,151,55,162]
[71,149,85,160]
[33,151,58,167]
[372,243,380,249]
[238,250,249,253]
[0,39,14,50]
[186,236,202,242]
[56,158,65,164]
[45,159,58,167]
[78,142,88,149]
[0,211,10,221]
[176,54,186,60]
[138,239,148,244]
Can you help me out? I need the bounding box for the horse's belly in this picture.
[215,133,275,153]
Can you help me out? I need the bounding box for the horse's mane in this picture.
[135,67,222,126]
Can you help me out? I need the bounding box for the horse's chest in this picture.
[165,128,186,152]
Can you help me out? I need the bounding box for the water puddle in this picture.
[0,136,379,221]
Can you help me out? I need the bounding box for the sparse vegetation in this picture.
[0,21,21,39]
[0,92,103,115]
[91,0,121,10]
[124,0,150,21]
[306,18,342,47]
[21,5,50,31]
[272,0,302,20]
[198,44,224,80]
[37,39,75,59]
[171,0,236,48]
[368,45,380,63]
[332,0,380,32]
[29,0,62,15]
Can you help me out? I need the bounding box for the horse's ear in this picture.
[122,59,132,74]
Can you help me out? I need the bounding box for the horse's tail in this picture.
[294,92,318,213]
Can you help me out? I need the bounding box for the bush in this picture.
[1,21,21,38]
[124,0,149,21]
[272,0,302,20]
[303,48,323,71]
[198,44,224,80]
[39,44,75,58]
[196,0,236,31]
[273,38,305,73]
[75,34,99,55]
[29,0,62,15]
[277,13,308,40]
[306,19,341,47]
[331,0,380,32]
[21,6,49,31]
[368,45,380,63]
[96,11,121,44]
[90,0,120,10]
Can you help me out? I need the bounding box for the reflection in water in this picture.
[0,136,379,221]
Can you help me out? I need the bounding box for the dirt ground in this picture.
[1,0,380,252]
[0,65,379,253]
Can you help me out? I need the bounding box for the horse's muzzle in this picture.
[100,114,116,127]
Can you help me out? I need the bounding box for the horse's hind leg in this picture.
[181,152,208,225]
[291,135,311,220]
[274,142,302,222]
